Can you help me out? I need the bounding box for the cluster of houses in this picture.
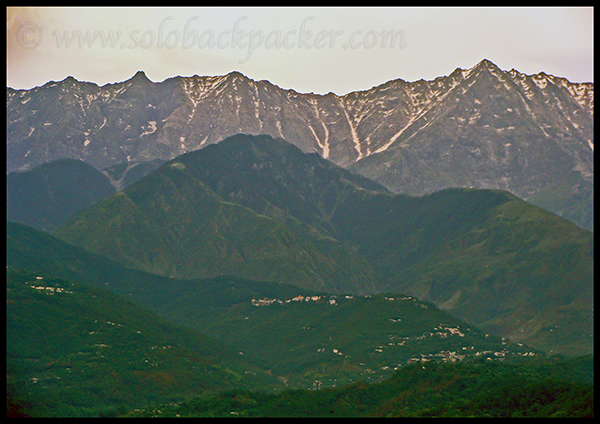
[29,285,73,294]
[250,293,426,308]
[407,351,467,364]
[251,294,338,306]
[29,276,73,294]
[406,348,537,365]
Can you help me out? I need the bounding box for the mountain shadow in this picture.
[7,159,115,232]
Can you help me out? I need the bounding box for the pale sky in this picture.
[6,7,594,95]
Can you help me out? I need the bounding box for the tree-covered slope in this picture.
[53,151,377,294]
[49,134,593,355]
[153,280,539,390]
[7,222,534,393]
[400,195,593,355]
[6,267,282,417]
[128,358,594,418]
[329,187,594,355]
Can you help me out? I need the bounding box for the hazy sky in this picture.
[6,7,594,94]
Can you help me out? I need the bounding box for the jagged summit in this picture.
[225,70,248,79]
[474,58,503,74]
[461,58,497,71]
[475,58,497,68]
[454,58,503,80]
[130,70,152,83]
[61,75,78,84]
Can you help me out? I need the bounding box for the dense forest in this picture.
[127,359,594,418]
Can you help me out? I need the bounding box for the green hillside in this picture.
[101,158,165,191]
[54,156,377,294]
[6,267,282,417]
[392,195,594,355]
[331,187,594,355]
[51,134,593,356]
[129,358,594,418]
[173,134,390,237]
[7,221,180,308]
[7,222,536,393]
[153,279,540,389]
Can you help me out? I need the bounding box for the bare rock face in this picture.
[6,59,593,229]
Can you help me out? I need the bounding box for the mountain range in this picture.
[38,134,592,357]
[6,59,593,229]
[5,61,594,416]
[5,135,594,416]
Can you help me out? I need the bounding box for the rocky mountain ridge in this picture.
[6,59,593,228]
